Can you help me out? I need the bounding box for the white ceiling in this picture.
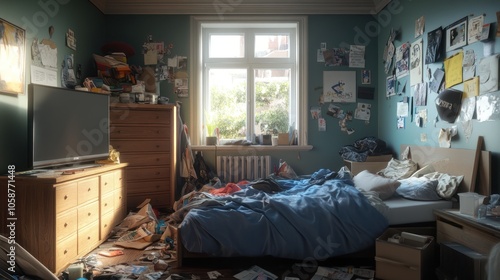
[90,0,391,15]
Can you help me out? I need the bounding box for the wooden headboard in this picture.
[400,145,491,196]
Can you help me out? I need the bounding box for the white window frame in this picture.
[190,15,309,149]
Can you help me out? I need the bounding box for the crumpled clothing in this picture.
[210,183,241,196]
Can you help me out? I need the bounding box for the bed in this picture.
[171,145,491,265]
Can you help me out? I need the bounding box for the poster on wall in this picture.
[323,71,356,103]
[0,18,25,95]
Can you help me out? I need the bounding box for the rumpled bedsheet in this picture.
[179,169,388,260]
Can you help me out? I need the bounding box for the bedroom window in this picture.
[190,16,308,147]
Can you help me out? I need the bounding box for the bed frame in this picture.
[172,144,492,267]
[400,144,491,195]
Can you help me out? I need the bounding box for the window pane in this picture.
[254,69,290,137]
[208,69,247,141]
[254,35,290,58]
[209,35,244,58]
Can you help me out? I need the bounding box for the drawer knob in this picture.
[105,182,108,185]
[104,223,108,228]
[64,249,68,254]
[64,223,68,227]
[64,195,68,200]
[88,188,91,192]
[156,145,160,148]
[87,236,91,240]
[88,212,91,216]
[105,203,108,207]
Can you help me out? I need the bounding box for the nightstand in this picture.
[434,209,500,256]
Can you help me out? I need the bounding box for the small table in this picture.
[434,209,500,256]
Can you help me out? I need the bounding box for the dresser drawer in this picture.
[100,172,115,195]
[128,192,170,209]
[77,177,99,204]
[55,182,78,213]
[100,211,114,240]
[100,192,114,215]
[126,166,171,181]
[110,125,169,139]
[78,220,99,254]
[55,209,77,242]
[127,179,168,194]
[110,108,171,125]
[114,170,124,189]
[120,153,171,167]
[111,139,170,153]
[78,200,99,227]
[114,187,126,210]
[56,234,78,272]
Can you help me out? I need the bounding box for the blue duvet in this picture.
[179,169,388,260]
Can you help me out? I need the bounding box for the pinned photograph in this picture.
[446,17,468,52]
[386,75,396,97]
[415,16,425,38]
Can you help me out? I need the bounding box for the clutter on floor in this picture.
[53,198,376,280]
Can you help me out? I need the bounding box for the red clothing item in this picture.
[210,183,241,196]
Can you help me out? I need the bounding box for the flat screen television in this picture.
[28,84,110,170]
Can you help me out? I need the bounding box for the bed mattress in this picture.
[383,197,453,225]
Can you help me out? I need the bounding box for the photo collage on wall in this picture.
[314,43,374,134]
[389,11,500,147]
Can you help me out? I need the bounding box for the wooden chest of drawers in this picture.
[0,164,127,274]
[109,103,177,210]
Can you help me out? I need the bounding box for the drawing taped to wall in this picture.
[323,71,356,103]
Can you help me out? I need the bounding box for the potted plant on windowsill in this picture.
[205,114,218,145]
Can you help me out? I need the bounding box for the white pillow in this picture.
[353,170,401,200]
[423,172,464,199]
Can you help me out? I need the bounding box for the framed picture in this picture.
[0,18,26,95]
[446,17,467,52]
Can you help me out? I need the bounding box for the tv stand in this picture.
[0,163,128,274]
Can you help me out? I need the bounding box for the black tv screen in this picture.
[28,84,110,169]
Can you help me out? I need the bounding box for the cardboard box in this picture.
[375,227,435,280]
[344,154,392,175]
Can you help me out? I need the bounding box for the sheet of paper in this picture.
[462,49,476,81]
[463,77,479,99]
[430,68,445,93]
[410,38,423,86]
[354,102,371,121]
[444,51,463,88]
[349,45,365,68]
[397,102,409,117]
[468,15,484,44]
[144,49,158,65]
[30,65,57,86]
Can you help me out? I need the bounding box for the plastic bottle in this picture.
[477,196,490,219]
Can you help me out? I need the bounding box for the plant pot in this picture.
[206,136,218,145]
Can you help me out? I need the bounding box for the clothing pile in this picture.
[339,136,393,162]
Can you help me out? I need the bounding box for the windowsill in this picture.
[191,145,313,152]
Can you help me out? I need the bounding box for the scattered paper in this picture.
[234,266,278,280]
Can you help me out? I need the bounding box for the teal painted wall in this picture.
[101,14,380,175]
[0,0,106,173]
[376,0,500,193]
